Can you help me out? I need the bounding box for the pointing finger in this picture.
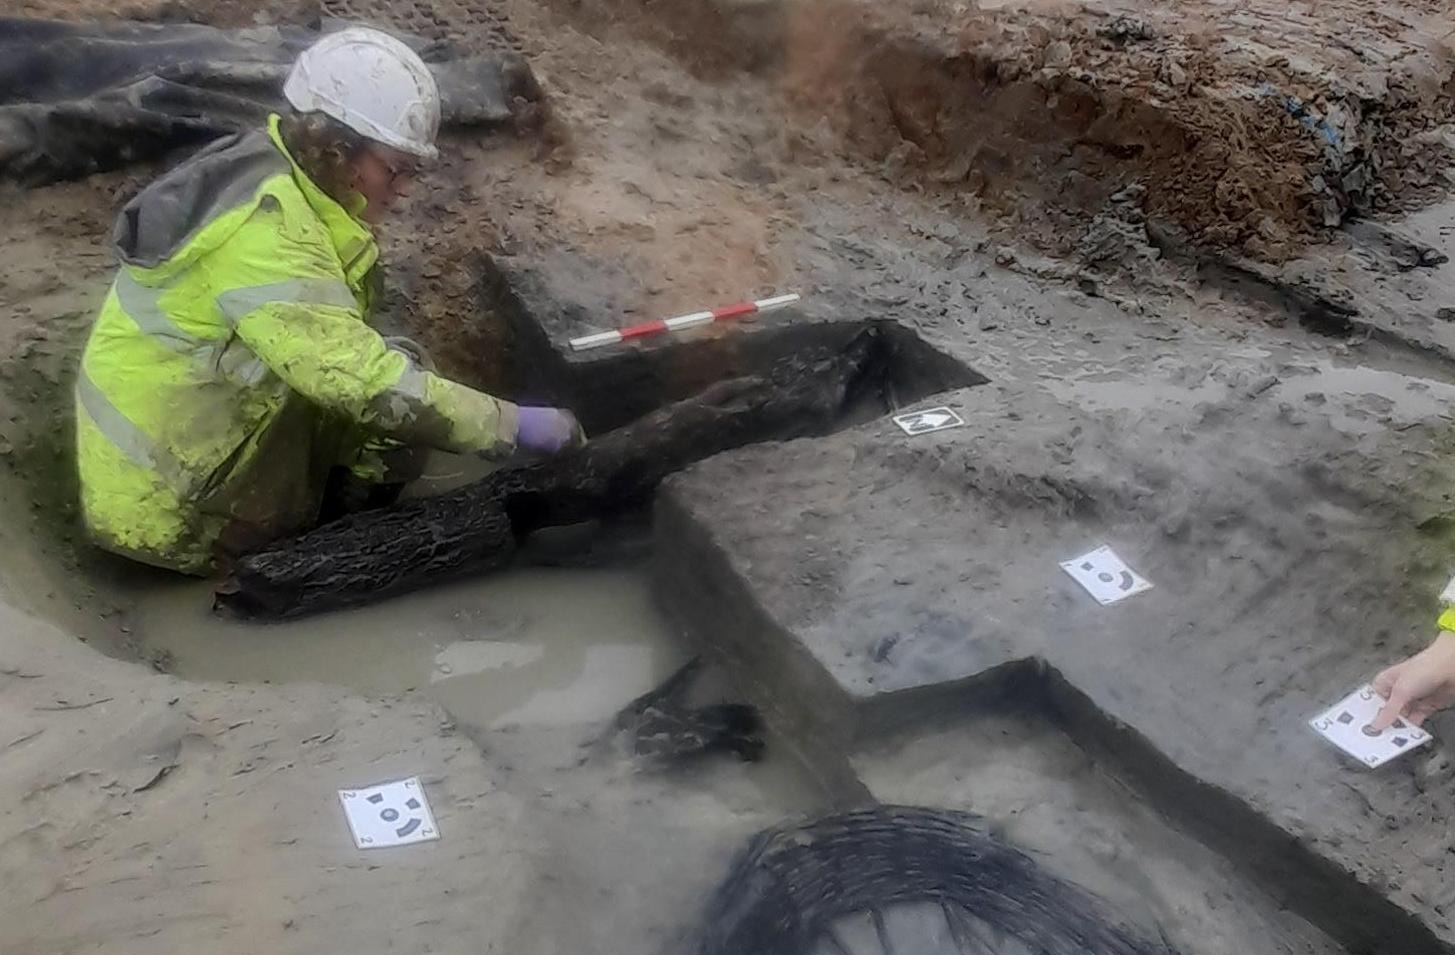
[1371,686,1412,731]
[1372,664,1402,700]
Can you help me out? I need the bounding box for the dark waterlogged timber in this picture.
[605,657,765,762]
[699,805,1175,955]
[215,328,883,619]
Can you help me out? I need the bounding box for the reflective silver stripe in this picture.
[395,364,430,402]
[215,341,271,386]
[366,363,432,431]
[75,370,189,490]
[112,272,203,352]
[215,278,357,324]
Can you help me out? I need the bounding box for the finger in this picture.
[1407,703,1437,727]
[1371,687,1413,731]
[1371,664,1402,698]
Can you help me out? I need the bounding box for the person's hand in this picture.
[515,407,585,454]
[1371,631,1455,729]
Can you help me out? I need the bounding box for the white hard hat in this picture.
[283,27,440,160]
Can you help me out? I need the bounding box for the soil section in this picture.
[853,708,1345,955]
[656,321,1455,950]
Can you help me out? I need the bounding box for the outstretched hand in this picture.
[1371,631,1455,730]
[515,406,586,454]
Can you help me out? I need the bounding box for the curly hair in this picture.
[277,110,370,206]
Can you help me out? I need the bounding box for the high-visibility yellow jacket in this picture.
[76,115,519,574]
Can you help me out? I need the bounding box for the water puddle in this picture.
[1268,362,1455,436]
[128,561,689,732]
[124,556,828,810]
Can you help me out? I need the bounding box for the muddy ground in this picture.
[3,0,1455,952]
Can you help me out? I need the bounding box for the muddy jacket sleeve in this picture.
[221,213,519,458]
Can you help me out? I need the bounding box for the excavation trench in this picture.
[89,310,978,802]
[655,479,1435,955]
[0,212,1402,955]
[99,301,1363,953]
[214,317,985,619]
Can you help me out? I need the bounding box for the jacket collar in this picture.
[267,114,379,287]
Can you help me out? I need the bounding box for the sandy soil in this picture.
[0,591,820,955]
[2,0,1455,951]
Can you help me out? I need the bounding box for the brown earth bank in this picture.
[562,0,1455,261]
[3,0,1455,952]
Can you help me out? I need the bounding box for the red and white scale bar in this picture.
[568,293,801,351]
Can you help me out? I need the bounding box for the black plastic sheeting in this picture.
[698,805,1176,955]
[0,18,538,184]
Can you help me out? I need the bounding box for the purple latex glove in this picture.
[515,406,585,454]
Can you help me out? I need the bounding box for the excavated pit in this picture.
[429,260,1380,954]
[92,249,1368,953]
[470,250,986,436]
[446,274,1361,955]
[645,361,1455,955]
[212,261,987,621]
[200,248,1439,953]
[653,516,1429,954]
[74,274,986,777]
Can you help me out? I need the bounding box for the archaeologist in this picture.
[1371,629,1455,730]
[74,27,584,575]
